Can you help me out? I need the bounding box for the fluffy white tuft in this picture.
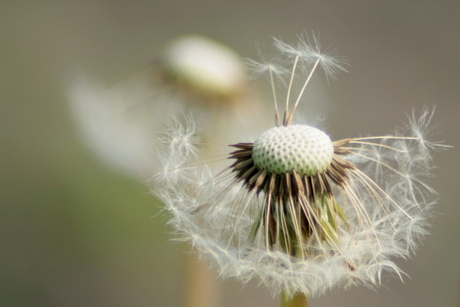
[273,33,348,81]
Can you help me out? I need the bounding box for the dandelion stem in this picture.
[281,292,308,307]
[184,253,222,307]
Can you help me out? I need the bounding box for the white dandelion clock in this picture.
[67,35,261,179]
[154,36,448,305]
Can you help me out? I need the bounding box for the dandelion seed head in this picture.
[153,34,447,298]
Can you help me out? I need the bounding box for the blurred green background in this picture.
[1,1,459,306]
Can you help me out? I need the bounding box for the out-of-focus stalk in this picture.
[281,292,308,307]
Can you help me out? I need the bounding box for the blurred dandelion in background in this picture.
[66,35,269,307]
[153,35,448,307]
[67,34,263,180]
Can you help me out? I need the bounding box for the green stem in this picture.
[281,292,308,307]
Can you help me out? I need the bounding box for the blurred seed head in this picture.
[160,35,247,103]
[66,35,262,179]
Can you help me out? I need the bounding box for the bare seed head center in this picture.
[252,125,334,176]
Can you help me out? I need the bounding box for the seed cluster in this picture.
[229,125,354,255]
[252,125,334,176]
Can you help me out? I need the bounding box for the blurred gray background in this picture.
[1,1,459,306]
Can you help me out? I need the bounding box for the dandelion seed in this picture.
[154,35,447,300]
